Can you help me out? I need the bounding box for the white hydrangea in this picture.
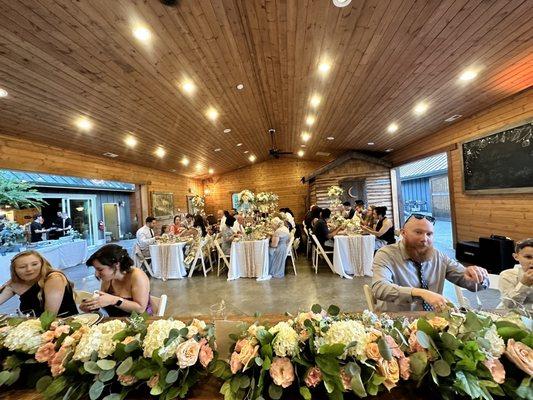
[484,325,505,358]
[3,319,43,354]
[268,322,299,357]
[73,320,126,361]
[143,319,186,358]
[321,320,369,360]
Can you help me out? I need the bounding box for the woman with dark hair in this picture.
[161,225,169,235]
[304,206,322,230]
[362,206,395,249]
[220,215,236,255]
[193,214,207,237]
[80,244,152,316]
[0,250,78,317]
[169,215,183,236]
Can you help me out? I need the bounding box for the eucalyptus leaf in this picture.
[409,352,428,378]
[84,361,101,374]
[416,330,431,349]
[350,370,367,398]
[255,357,263,366]
[377,337,392,361]
[42,376,68,397]
[96,359,116,371]
[36,375,53,392]
[440,332,460,350]
[116,357,133,376]
[102,395,122,400]
[239,375,250,388]
[5,368,20,386]
[0,371,11,386]
[99,368,115,382]
[311,304,322,314]
[89,380,104,400]
[166,369,179,384]
[268,383,283,400]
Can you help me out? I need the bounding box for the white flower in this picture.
[3,319,43,354]
[484,325,505,358]
[143,319,186,358]
[176,338,201,368]
[327,185,344,197]
[269,322,299,357]
[73,320,126,361]
[321,320,369,360]
[247,324,265,338]
[189,318,207,333]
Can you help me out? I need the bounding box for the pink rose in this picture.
[505,339,533,376]
[235,338,248,353]
[482,358,505,384]
[269,357,294,388]
[340,368,352,391]
[230,351,243,374]
[49,345,70,377]
[398,357,410,380]
[385,335,404,359]
[50,363,65,377]
[304,367,322,388]
[54,325,71,338]
[199,341,214,368]
[408,331,426,354]
[147,374,159,388]
[118,374,138,386]
[35,342,56,363]
[41,330,56,342]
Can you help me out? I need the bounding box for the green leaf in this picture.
[135,368,154,380]
[36,375,53,392]
[96,359,116,370]
[166,369,179,384]
[417,318,437,338]
[40,310,56,331]
[299,386,312,400]
[124,340,139,353]
[268,383,283,400]
[164,329,181,346]
[430,366,439,385]
[102,395,122,400]
[210,360,232,380]
[315,355,340,376]
[255,357,263,366]
[150,383,164,396]
[416,330,431,349]
[327,305,340,316]
[520,333,533,348]
[516,377,533,399]
[453,370,485,399]
[433,359,451,377]
[89,380,104,400]
[84,361,101,374]
[256,329,274,346]
[179,327,189,337]
[311,304,322,314]
[43,376,68,397]
[262,357,271,370]
[464,312,483,332]
[239,375,250,388]
[318,343,345,357]
[409,352,428,379]
[0,371,11,387]
[349,364,367,398]
[441,332,460,350]
[99,368,115,382]
[377,337,392,361]
[497,327,528,341]
[112,331,128,342]
[116,357,133,376]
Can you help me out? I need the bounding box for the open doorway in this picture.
[394,153,454,257]
[103,203,121,241]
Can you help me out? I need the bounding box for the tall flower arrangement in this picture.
[191,195,205,214]
[327,185,344,211]
[255,192,279,213]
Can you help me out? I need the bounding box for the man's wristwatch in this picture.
[114,298,123,307]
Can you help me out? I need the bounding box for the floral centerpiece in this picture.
[255,192,278,213]
[237,190,255,207]
[191,195,205,214]
[327,185,344,210]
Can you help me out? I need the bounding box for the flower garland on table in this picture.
[212,305,533,400]
[191,195,205,214]
[0,312,216,400]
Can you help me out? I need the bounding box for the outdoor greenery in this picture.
[0,175,46,209]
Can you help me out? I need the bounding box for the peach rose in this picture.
[385,335,404,359]
[482,358,505,384]
[199,339,214,368]
[122,336,136,345]
[368,328,383,342]
[377,358,400,391]
[299,330,310,343]
[147,374,160,388]
[304,367,322,388]
[41,330,56,342]
[118,374,138,386]
[35,342,56,363]
[505,339,533,376]
[340,368,352,391]
[70,326,89,341]
[428,317,448,331]
[238,341,259,368]
[235,338,248,353]
[230,351,243,374]
[398,356,410,380]
[365,342,382,361]
[50,321,59,330]
[175,338,201,368]
[54,325,71,338]
[49,346,70,377]
[269,357,294,388]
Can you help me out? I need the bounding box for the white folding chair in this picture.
[454,273,500,308]
[309,233,334,274]
[133,243,156,278]
[303,225,312,259]
[363,284,376,312]
[286,235,297,275]
[150,294,167,317]
[214,239,231,276]
[188,237,213,277]
[292,237,300,260]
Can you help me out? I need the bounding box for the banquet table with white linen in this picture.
[228,238,271,281]
[333,235,375,278]
[149,242,188,280]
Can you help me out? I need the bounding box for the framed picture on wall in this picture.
[151,192,174,219]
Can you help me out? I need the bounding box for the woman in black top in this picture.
[362,206,395,250]
[0,250,78,317]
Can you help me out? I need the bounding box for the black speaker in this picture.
[479,236,515,273]
[456,241,480,265]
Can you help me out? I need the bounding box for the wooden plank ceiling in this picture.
[0,0,531,177]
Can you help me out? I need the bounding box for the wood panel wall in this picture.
[204,158,324,223]
[311,159,393,217]
[388,88,533,242]
[0,134,203,230]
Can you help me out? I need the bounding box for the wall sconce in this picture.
[204,188,211,196]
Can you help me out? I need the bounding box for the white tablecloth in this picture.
[333,235,375,278]
[149,242,187,280]
[0,239,88,283]
[228,239,271,281]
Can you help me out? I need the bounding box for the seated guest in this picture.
[80,244,152,316]
[354,200,365,220]
[268,217,291,278]
[342,201,355,219]
[0,251,78,317]
[30,214,48,243]
[362,205,376,227]
[160,225,169,235]
[372,214,489,312]
[305,206,322,231]
[220,216,236,255]
[193,214,207,236]
[169,215,183,235]
[185,214,194,229]
[232,214,245,234]
[217,209,226,227]
[361,206,395,249]
[499,238,532,311]
[136,216,157,257]
[313,208,342,251]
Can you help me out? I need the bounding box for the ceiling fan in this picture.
[268,129,293,158]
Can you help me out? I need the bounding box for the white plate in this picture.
[69,313,102,326]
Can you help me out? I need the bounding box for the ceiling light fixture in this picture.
[155,147,166,158]
[318,62,331,75]
[76,117,93,131]
[301,132,311,142]
[208,168,214,174]
[223,128,231,133]
[326,136,335,140]
[244,150,249,154]
[413,102,429,116]
[236,143,242,147]
[332,0,352,7]
[306,115,316,126]
[206,107,219,121]
[310,95,321,108]
[132,26,151,42]
[387,123,398,133]
[248,155,256,162]
[297,150,305,157]
[367,142,375,146]
[236,83,244,90]
[181,80,196,94]
[444,114,463,122]
[459,69,478,82]
[181,157,190,166]
[0,88,8,97]
[214,148,221,152]
[385,148,394,152]
[124,135,137,148]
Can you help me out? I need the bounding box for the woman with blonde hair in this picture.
[0,250,78,317]
[268,217,291,278]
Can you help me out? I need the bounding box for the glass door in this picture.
[68,199,94,245]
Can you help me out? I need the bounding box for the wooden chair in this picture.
[363,284,376,312]
[309,233,334,274]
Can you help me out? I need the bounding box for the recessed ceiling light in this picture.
[459,69,478,82]
[169,169,176,172]
[181,80,196,94]
[0,88,8,97]
[300,144,306,148]
[244,150,249,154]
[444,114,463,122]
[132,26,151,42]
[301,132,311,142]
[413,102,429,116]
[326,136,335,140]
[223,128,231,133]
[124,135,137,148]
[297,150,305,157]
[155,147,166,158]
[332,0,352,7]
[103,152,118,158]
[387,123,398,133]
[248,155,256,162]
[214,148,221,152]
[181,157,190,166]
[318,62,331,75]
[305,115,316,126]
[367,142,375,146]
[206,107,219,121]
[310,95,321,108]
[76,117,92,131]
[236,83,244,90]
[208,168,214,174]
[385,148,393,152]
[236,143,242,147]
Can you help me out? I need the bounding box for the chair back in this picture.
[363,284,376,312]
[309,233,334,271]
[150,294,168,317]
[286,235,295,256]
[133,243,156,277]
[213,238,231,275]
